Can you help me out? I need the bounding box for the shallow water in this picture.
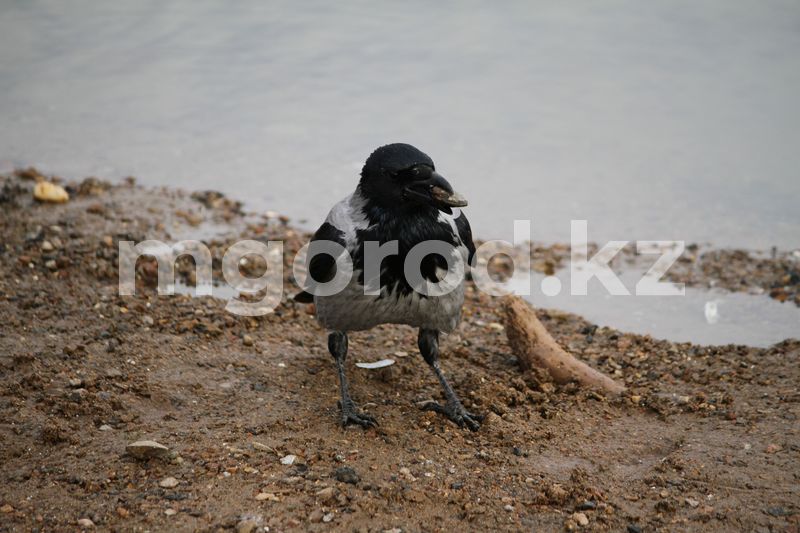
[2,1,799,346]
[505,269,800,348]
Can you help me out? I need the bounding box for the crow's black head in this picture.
[359,143,467,214]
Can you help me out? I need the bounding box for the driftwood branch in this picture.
[501,295,625,395]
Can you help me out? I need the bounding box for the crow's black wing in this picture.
[293,222,346,303]
[454,210,476,266]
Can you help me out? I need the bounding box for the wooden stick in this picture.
[501,295,626,395]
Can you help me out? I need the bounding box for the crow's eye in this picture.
[396,165,430,181]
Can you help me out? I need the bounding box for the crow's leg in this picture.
[417,328,482,431]
[328,331,376,428]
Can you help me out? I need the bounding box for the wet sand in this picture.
[0,171,798,532]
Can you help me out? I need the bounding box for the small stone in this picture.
[627,525,642,533]
[576,500,597,511]
[399,466,416,481]
[572,512,589,527]
[68,388,87,402]
[251,441,273,452]
[309,508,324,522]
[255,492,280,501]
[77,518,95,528]
[1,504,13,513]
[34,181,69,203]
[68,378,83,388]
[141,315,154,327]
[504,504,514,512]
[484,412,501,426]
[765,443,782,454]
[315,486,336,503]
[45,259,57,270]
[685,497,700,507]
[767,506,790,517]
[546,483,568,504]
[236,518,259,533]
[116,507,129,518]
[126,440,169,459]
[159,476,179,488]
[488,322,504,331]
[322,513,334,523]
[164,508,177,516]
[98,424,113,431]
[243,335,254,347]
[41,240,54,252]
[332,466,359,484]
[280,454,296,465]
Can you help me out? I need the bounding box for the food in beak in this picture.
[431,185,468,207]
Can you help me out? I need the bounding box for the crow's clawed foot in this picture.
[419,400,483,431]
[338,400,377,428]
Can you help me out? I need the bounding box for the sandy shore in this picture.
[0,170,797,532]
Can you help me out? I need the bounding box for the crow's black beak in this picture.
[403,171,468,212]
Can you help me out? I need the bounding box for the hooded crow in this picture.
[295,143,482,430]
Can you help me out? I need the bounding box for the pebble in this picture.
[68,378,84,388]
[484,412,501,426]
[767,506,791,517]
[243,335,254,347]
[280,454,296,465]
[126,440,169,459]
[41,240,54,252]
[141,315,154,327]
[255,492,280,501]
[332,466,360,484]
[572,512,589,527]
[1,504,13,513]
[77,518,95,528]
[45,259,57,270]
[504,504,514,512]
[236,518,260,533]
[34,181,69,203]
[315,486,336,502]
[68,388,87,402]
[251,441,273,452]
[159,476,179,488]
[164,508,177,516]
[577,500,597,511]
[399,466,416,481]
[685,497,700,507]
[98,424,113,431]
[322,513,334,523]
